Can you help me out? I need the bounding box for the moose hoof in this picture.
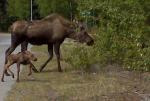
[39,68,43,72]
[16,80,20,83]
[59,70,63,73]
[1,78,4,82]
[12,75,14,78]
[32,68,39,73]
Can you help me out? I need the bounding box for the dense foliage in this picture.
[0,0,150,71]
[63,0,150,72]
[0,0,77,31]
[35,0,77,19]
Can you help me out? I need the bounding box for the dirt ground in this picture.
[5,64,150,101]
[97,64,150,101]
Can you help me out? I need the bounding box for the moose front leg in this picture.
[40,44,53,72]
[21,42,28,52]
[21,42,38,73]
[54,43,62,72]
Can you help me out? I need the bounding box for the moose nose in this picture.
[87,40,94,46]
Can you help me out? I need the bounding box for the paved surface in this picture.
[0,33,74,101]
[0,34,32,101]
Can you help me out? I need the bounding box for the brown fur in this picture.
[2,51,37,82]
[42,13,71,27]
[5,13,94,74]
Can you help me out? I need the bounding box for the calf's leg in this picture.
[28,64,34,80]
[6,66,14,78]
[16,63,20,83]
[6,60,15,78]
[5,43,19,76]
[1,68,7,82]
[26,61,35,79]
[1,62,14,82]
[28,65,32,76]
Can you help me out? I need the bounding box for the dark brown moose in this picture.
[2,51,37,82]
[5,13,94,75]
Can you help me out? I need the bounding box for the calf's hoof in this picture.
[1,78,4,82]
[28,73,31,76]
[31,78,35,80]
[5,72,11,76]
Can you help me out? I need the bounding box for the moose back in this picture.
[5,13,94,75]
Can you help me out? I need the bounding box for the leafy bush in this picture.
[63,43,94,71]
[63,0,150,72]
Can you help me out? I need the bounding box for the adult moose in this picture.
[5,13,94,75]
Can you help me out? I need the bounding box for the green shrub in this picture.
[63,0,150,72]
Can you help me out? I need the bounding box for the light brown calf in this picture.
[1,51,37,82]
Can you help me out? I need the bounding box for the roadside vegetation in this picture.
[5,44,150,101]
[2,0,150,100]
[63,0,150,72]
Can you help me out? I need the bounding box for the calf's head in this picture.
[76,31,94,46]
[24,51,37,61]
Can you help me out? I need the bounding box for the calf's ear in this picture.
[25,51,30,54]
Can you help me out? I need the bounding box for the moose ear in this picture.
[79,23,85,31]
[80,26,85,31]
[84,31,87,35]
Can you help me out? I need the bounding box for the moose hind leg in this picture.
[4,48,11,76]
[5,32,20,57]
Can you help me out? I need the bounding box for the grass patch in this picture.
[5,44,150,101]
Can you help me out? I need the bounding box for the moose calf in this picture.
[1,51,37,82]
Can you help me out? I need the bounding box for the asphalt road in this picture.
[0,34,32,101]
[0,33,74,101]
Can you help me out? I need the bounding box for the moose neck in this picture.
[66,28,77,40]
